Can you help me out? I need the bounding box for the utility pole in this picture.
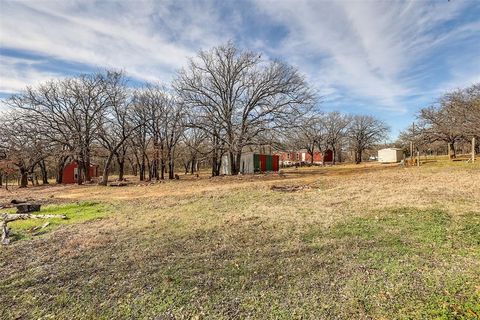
[410,122,415,162]
[473,137,476,163]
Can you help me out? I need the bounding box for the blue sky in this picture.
[1,0,479,138]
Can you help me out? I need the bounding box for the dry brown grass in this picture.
[0,161,479,319]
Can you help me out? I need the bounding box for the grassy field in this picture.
[0,162,479,319]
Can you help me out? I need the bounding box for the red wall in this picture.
[62,161,98,184]
[276,151,329,163]
[323,150,333,162]
[272,155,279,171]
[304,151,324,163]
[259,155,267,172]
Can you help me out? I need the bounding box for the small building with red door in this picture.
[62,160,99,184]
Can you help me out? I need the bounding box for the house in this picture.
[220,152,279,174]
[378,148,404,163]
[275,149,333,166]
[62,160,99,184]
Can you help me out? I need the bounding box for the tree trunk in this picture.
[212,152,218,176]
[139,158,145,181]
[234,152,242,175]
[100,154,115,186]
[39,160,49,184]
[355,149,362,164]
[216,155,222,176]
[56,156,68,184]
[167,150,175,180]
[115,153,125,181]
[229,152,237,175]
[19,168,28,188]
[147,157,152,181]
[153,140,160,180]
[168,160,174,179]
[118,160,125,181]
[190,157,196,174]
[139,153,146,181]
[212,152,222,176]
[139,164,144,181]
[28,167,35,186]
[84,152,91,182]
[160,158,165,180]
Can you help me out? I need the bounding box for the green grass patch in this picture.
[1,190,479,319]
[6,202,110,242]
[303,208,480,319]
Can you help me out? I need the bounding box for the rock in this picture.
[15,203,41,213]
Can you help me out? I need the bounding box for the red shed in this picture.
[62,160,99,184]
[323,150,334,163]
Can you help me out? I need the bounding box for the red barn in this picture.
[62,160,99,184]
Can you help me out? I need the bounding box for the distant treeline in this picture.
[12,42,469,187]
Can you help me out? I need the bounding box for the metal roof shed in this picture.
[378,148,404,163]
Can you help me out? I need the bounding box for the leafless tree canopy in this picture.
[174,42,316,175]
[399,83,480,157]
[348,115,390,164]
[2,43,476,187]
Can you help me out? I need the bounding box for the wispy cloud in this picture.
[253,0,479,113]
[0,0,479,133]
[0,56,63,94]
[0,0,229,85]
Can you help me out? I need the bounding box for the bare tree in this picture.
[8,72,113,184]
[180,127,208,174]
[443,84,480,137]
[129,101,151,181]
[417,104,464,158]
[284,113,323,164]
[135,85,166,180]
[134,85,186,180]
[348,115,389,164]
[323,112,351,164]
[163,96,186,179]
[97,72,142,185]
[0,112,52,187]
[174,42,316,175]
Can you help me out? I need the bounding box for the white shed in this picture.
[220,152,256,175]
[378,148,403,163]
